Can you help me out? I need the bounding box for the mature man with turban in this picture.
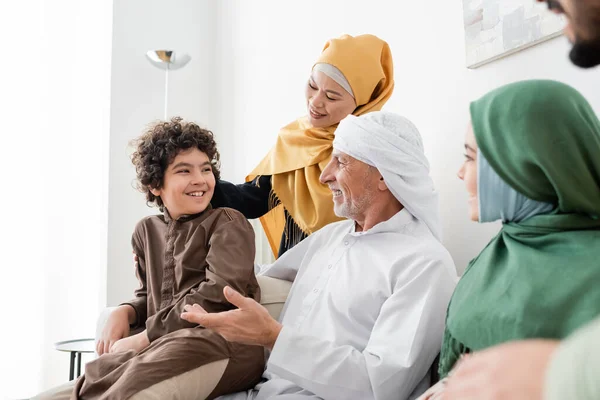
[181,111,458,400]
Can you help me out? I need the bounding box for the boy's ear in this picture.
[150,187,161,197]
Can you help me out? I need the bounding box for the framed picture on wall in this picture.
[462,0,566,68]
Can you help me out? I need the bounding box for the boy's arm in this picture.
[120,231,148,329]
[145,210,257,342]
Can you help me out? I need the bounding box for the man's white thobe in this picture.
[220,209,457,400]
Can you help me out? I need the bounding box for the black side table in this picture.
[54,338,96,380]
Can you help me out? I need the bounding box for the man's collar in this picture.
[163,204,213,223]
[349,209,414,236]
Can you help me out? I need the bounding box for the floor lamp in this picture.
[146,50,191,119]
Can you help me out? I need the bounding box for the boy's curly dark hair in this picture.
[131,117,221,210]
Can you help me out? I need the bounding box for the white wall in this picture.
[1,0,113,397]
[213,0,600,273]
[107,0,218,305]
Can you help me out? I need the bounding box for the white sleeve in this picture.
[266,256,456,400]
[258,231,317,282]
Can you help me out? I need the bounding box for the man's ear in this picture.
[377,175,389,192]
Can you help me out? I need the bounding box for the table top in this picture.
[54,338,96,353]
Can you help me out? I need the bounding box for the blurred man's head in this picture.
[539,0,600,67]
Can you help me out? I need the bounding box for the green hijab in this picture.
[439,80,600,377]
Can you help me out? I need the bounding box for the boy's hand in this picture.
[181,286,282,350]
[97,305,133,356]
[110,330,150,354]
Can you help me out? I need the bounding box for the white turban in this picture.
[333,112,442,240]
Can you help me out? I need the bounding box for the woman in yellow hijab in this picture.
[211,34,394,257]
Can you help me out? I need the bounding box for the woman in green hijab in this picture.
[438,79,600,378]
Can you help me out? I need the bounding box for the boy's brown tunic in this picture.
[72,207,264,400]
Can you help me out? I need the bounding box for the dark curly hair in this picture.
[131,117,221,210]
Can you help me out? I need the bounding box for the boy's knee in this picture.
[129,358,230,400]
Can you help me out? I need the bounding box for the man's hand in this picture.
[109,330,150,354]
[440,340,559,400]
[180,286,282,349]
[97,305,134,355]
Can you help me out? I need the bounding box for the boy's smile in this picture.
[186,191,206,197]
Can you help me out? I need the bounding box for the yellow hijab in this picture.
[247,34,394,257]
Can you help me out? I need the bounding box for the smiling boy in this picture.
[35,118,264,400]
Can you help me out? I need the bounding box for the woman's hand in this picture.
[110,330,150,354]
[96,305,133,355]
